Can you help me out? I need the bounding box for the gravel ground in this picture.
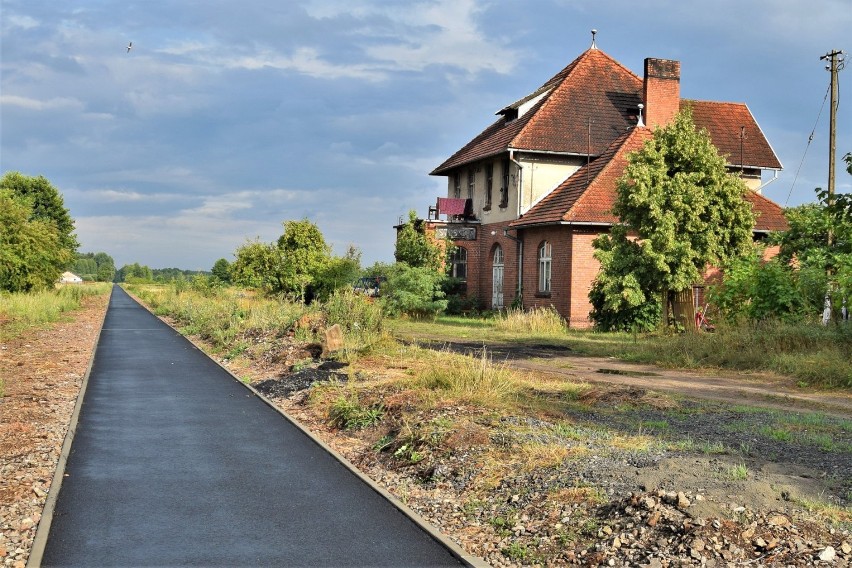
[4,297,851,567]
[260,358,852,567]
[0,293,109,568]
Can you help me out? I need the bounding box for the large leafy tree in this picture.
[1,172,78,255]
[116,263,153,282]
[230,219,338,301]
[74,252,116,282]
[395,210,446,272]
[277,219,332,301]
[0,189,73,292]
[772,152,852,314]
[230,239,284,292]
[591,109,756,330]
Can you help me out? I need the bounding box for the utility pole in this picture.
[819,49,845,325]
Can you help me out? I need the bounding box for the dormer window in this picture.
[503,108,518,122]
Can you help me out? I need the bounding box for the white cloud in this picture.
[0,95,83,111]
[172,0,517,81]
[3,14,39,30]
[220,47,387,81]
[364,0,517,75]
[85,189,181,203]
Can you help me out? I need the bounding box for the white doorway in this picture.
[492,245,504,309]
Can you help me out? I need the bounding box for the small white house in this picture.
[59,271,83,284]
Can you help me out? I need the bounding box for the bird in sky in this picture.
[126,41,132,53]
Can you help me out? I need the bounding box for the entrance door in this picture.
[492,245,504,309]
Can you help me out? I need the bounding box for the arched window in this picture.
[538,241,551,293]
[450,247,467,280]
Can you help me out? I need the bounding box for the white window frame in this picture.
[450,247,467,280]
[500,158,510,207]
[485,163,493,209]
[538,241,552,293]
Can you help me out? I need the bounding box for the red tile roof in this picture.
[744,190,789,232]
[684,100,782,170]
[431,49,642,175]
[510,128,651,228]
[511,127,788,232]
[431,49,782,175]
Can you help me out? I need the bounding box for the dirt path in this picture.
[406,337,852,419]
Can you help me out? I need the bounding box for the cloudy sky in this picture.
[2,0,850,270]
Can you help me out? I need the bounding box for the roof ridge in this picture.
[510,48,641,150]
[682,98,749,107]
[562,127,650,220]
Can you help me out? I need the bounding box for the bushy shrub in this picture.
[713,254,802,323]
[589,278,661,332]
[442,277,481,315]
[380,263,447,319]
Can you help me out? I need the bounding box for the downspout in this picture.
[755,169,779,194]
[510,149,524,217]
[503,226,523,307]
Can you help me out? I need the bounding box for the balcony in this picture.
[427,198,478,241]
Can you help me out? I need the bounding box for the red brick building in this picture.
[417,42,788,327]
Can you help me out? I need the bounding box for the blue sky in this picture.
[1,0,850,271]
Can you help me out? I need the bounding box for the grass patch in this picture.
[328,393,384,430]
[0,283,111,339]
[390,315,852,389]
[727,463,749,480]
[411,348,517,406]
[495,307,567,335]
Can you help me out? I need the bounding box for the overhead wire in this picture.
[785,82,831,206]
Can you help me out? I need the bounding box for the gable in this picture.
[432,48,782,177]
[512,126,788,233]
[431,48,642,175]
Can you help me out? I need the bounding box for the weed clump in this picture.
[495,307,566,335]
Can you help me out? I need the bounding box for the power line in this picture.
[785,82,831,207]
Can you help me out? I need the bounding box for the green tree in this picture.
[93,252,116,282]
[380,263,448,319]
[395,210,445,272]
[591,109,756,330]
[73,254,98,280]
[116,263,153,282]
[313,245,361,302]
[277,219,332,301]
[230,239,284,292]
[0,189,72,292]
[0,172,79,256]
[72,251,115,281]
[772,154,852,317]
[211,258,232,283]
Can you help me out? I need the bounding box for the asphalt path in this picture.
[40,286,468,567]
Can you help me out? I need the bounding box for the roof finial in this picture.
[637,103,645,127]
[590,29,597,49]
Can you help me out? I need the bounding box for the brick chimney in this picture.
[643,58,680,128]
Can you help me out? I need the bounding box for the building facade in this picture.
[417,43,788,327]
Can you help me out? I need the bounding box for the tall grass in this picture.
[495,306,566,335]
[128,283,309,351]
[621,321,852,389]
[127,283,387,357]
[413,348,517,405]
[0,283,112,339]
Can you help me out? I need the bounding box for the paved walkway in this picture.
[40,287,469,567]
